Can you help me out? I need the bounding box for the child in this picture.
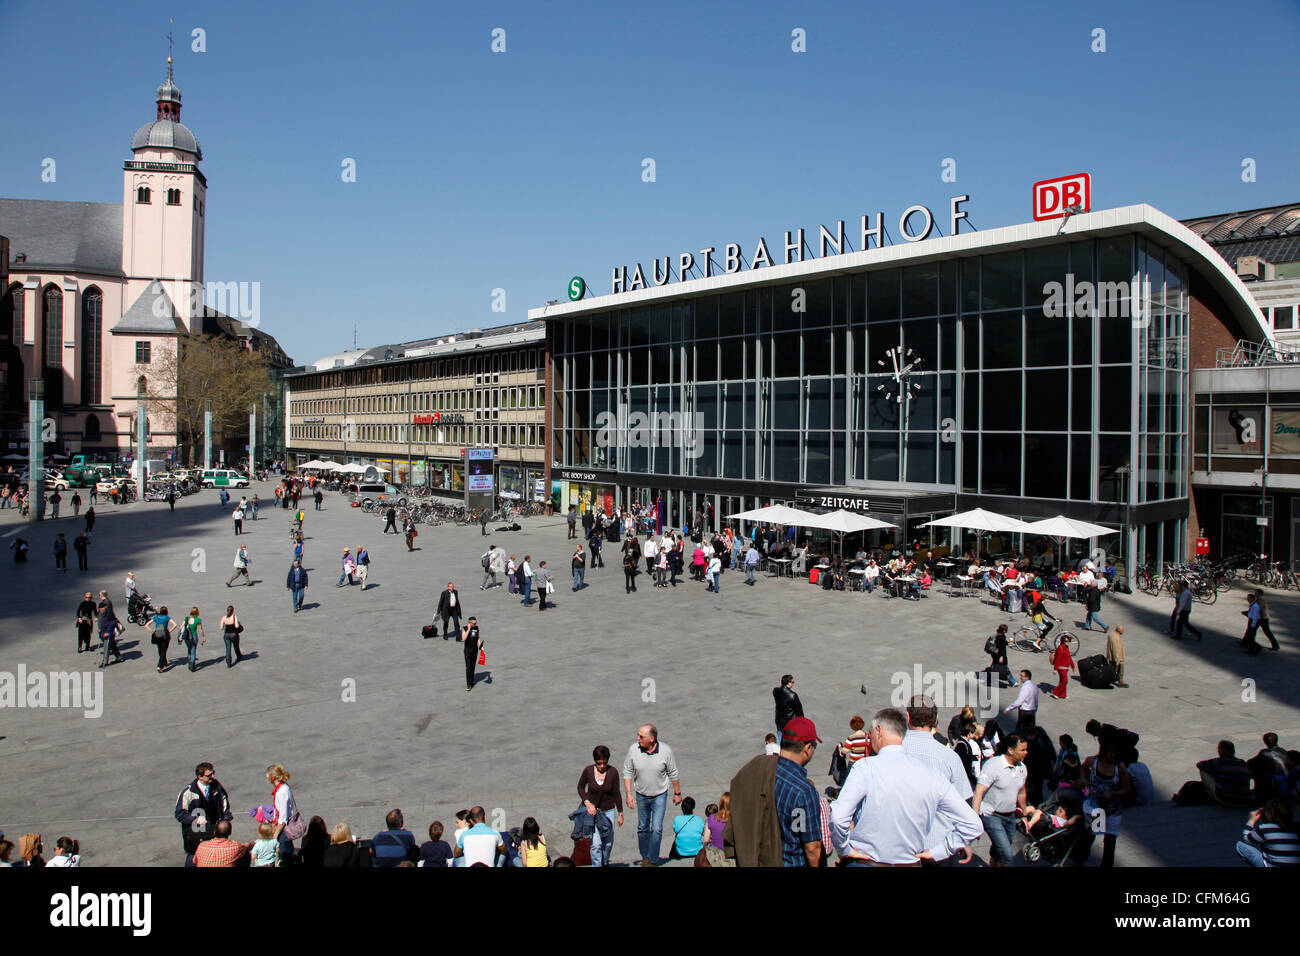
[671,797,706,860]
[251,822,279,867]
[519,817,548,867]
[419,821,453,868]
[1023,803,1081,833]
[763,733,779,756]
[705,793,730,850]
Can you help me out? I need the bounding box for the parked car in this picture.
[200,469,249,489]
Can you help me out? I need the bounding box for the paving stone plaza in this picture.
[1,483,1297,866]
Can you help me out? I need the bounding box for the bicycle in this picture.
[1013,624,1080,657]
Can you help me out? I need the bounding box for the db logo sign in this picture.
[1033,173,1091,221]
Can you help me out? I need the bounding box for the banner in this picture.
[1271,406,1300,457]
[1211,407,1263,455]
[466,448,494,492]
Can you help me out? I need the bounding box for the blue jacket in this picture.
[286,566,309,589]
[569,804,615,844]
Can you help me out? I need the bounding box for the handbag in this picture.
[478,648,486,666]
[546,580,555,594]
[282,809,308,841]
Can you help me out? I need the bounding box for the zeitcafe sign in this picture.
[611,196,972,294]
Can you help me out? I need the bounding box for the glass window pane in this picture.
[773,380,800,429]
[902,264,939,318]
[1099,366,1130,431]
[773,332,800,378]
[695,297,717,339]
[982,372,1021,430]
[1099,314,1132,364]
[981,313,1022,369]
[805,328,832,377]
[1025,370,1068,430]
[719,293,744,337]
[906,433,936,483]
[1072,369,1092,431]
[1024,434,1068,499]
[868,270,900,323]
[903,320,937,369]
[773,433,799,483]
[1025,245,1070,313]
[803,280,832,328]
[981,434,1021,496]
[1097,434,1131,503]
[807,378,831,430]
[868,433,899,482]
[980,252,1022,310]
[805,431,830,484]
[961,434,978,492]
[1026,313,1068,367]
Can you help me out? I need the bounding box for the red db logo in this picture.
[1033,174,1091,221]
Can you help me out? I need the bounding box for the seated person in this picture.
[1046,572,1068,601]
[1246,733,1290,802]
[863,561,880,592]
[918,570,932,591]
[1197,741,1254,806]
[832,562,846,591]
[1236,800,1300,868]
[670,797,707,860]
[854,549,869,565]
[984,568,1005,596]
[789,547,805,575]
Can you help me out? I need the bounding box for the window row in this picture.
[291,422,543,448]
[292,385,543,416]
[134,186,183,205]
[294,348,544,390]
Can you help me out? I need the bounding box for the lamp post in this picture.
[1257,467,1269,561]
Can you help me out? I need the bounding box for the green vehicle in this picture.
[56,455,101,489]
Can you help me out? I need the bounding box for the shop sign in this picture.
[302,416,325,423]
[560,470,597,481]
[609,196,971,294]
[1270,407,1300,457]
[416,412,464,425]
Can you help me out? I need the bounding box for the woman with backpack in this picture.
[151,605,179,673]
[984,624,1015,687]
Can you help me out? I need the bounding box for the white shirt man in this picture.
[1004,673,1039,729]
[830,709,981,865]
[972,736,1029,867]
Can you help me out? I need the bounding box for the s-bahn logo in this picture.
[1033,173,1091,221]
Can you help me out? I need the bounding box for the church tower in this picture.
[121,54,206,332]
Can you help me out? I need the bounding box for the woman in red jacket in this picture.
[1049,639,1076,700]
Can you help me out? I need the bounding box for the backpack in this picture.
[984,635,999,656]
[482,551,492,569]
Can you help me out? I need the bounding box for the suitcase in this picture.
[1078,654,1116,689]
[809,568,820,585]
[421,624,436,640]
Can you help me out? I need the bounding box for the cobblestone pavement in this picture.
[0,483,1296,866]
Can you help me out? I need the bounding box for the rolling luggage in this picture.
[1078,654,1117,689]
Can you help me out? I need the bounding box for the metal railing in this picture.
[1215,339,1300,368]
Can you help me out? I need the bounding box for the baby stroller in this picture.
[127,593,158,626]
[1019,805,1085,865]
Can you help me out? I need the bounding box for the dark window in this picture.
[136,341,151,364]
[1026,313,1069,367]
[981,313,1022,369]
[1024,370,1067,430]
[804,431,830,484]
[84,413,101,442]
[166,188,181,205]
[906,433,936,483]
[980,252,1022,310]
[81,288,102,404]
[1071,369,1092,431]
[806,378,830,430]
[804,328,832,377]
[961,434,978,492]
[1024,434,1068,500]
[868,270,900,323]
[980,434,1021,496]
[868,433,899,482]
[136,186,151,203]
[1098,366,1131,431]
[42,286,63,368]
[902,264,939,318]
[981,372,1021,430]
[6,282,22,342]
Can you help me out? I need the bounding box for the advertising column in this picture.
[466,447,495,512]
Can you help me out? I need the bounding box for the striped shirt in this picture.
[1241,822,1300,866]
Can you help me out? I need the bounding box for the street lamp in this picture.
[1257,466,1269,561]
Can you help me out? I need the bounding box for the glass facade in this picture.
[553,235,1189,511]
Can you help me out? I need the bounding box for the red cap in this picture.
[781,717,822,744]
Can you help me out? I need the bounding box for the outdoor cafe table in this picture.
[771,557,794,578]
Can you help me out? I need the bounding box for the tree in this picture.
[147,334,273,464]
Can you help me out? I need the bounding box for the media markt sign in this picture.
[568,276,586,301]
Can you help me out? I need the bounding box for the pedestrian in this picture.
[227,545,252,587]
[460,617,484,691]
[744,542,760,585]
[151,605,179,673]
[578,745,625,867]
[337,548,354,587]
[175,762,234,859]
[571,545,585,591]
[167,488,176,512]
[506,554,518,594]
[1242,593,1264,655]
[654,548,668,588]
[220,605,245,667]
[88,482,97,505]
[567,506,577,539]
[1083,582,1106,632]
[1252,589,1281,651]
[181,606,207,672]
[384,506,397,535]
[644,534,658,576]
[96,590,122,666]
[251,494,260,519]
[830,708,981,867]
[622,725,682,867]
[479,510,487,536]
[1170,581,1202,640]
[436,581,464,638]
[623,548,637,593]
[773,675,804,743]
[265,764,299,865]
[588,531,604,568]
[985,624,1016,687]
[294,508,305,534]
[75,591,97,654]
[53,533,68,571]
[972,733,1030,867]
[1003,670,1038,730]
[706,551,722,593]
[286,560,308,613]
[232,503,244,535]
[50,490,61,518]
[71,492,82,516]
[1067,741,1132,867]
[314,489,323,511]
[84,507,95,535]
[1049,639,1076,700]
[403,516,417,551]
[71,530,90,571]
[1106,624,1129,687]
[519,555,534,606]
[355,545,370,590]
[535,561,552,611]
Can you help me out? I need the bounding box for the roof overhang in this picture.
[529,203,1270,343]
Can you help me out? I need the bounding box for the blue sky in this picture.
[2,0,1298,364]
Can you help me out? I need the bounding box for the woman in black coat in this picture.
[986,624,1014,687]
[323,823,371,867]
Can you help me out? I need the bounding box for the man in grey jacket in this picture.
[534,561,552,611]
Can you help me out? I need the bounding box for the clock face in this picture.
[875,346,923,404]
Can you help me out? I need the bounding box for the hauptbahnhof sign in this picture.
[610,196,972,294]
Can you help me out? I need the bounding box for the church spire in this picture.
[156,21,182,121]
